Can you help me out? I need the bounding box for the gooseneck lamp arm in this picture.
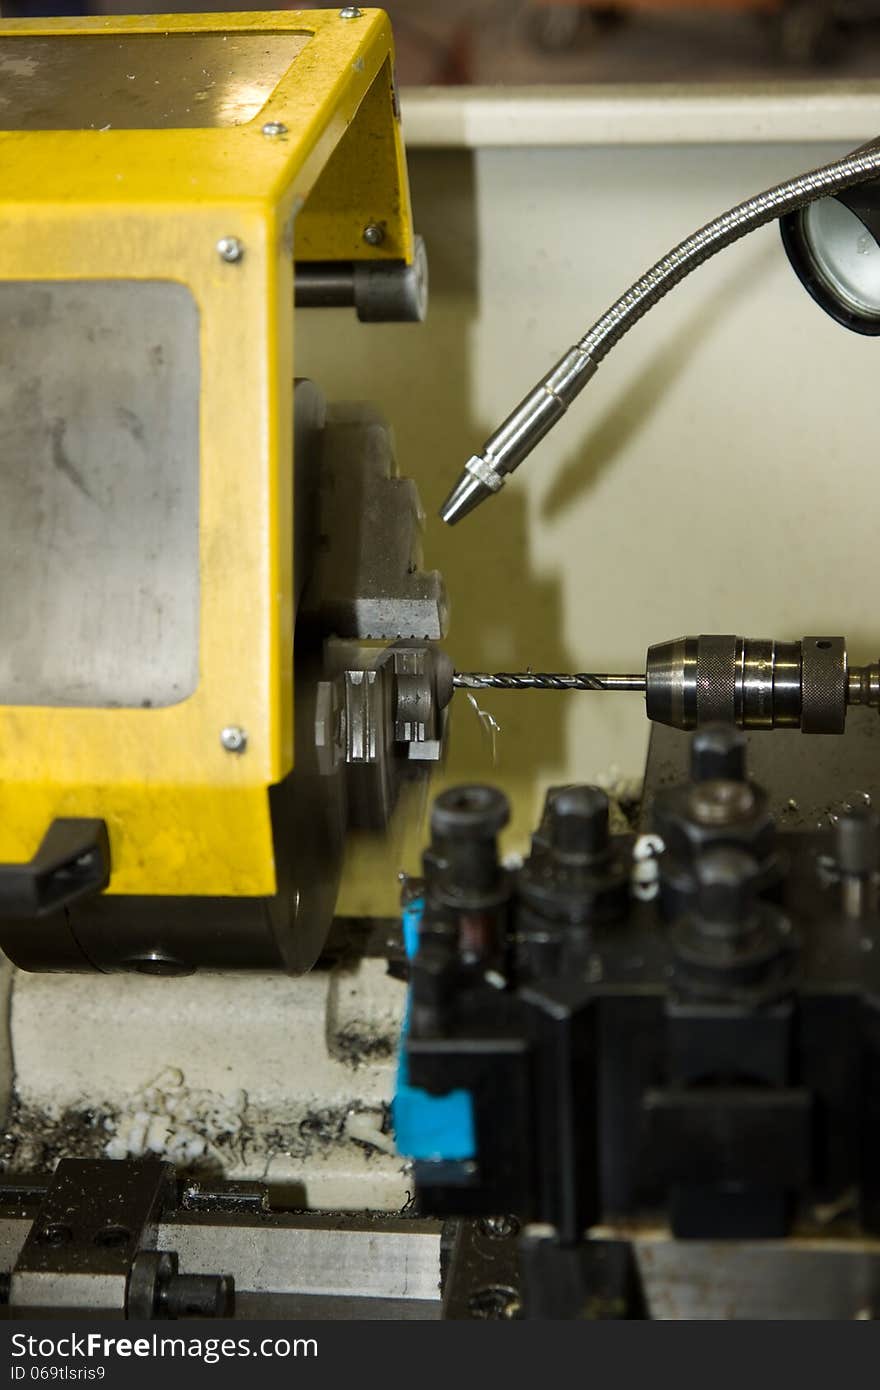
[439,137,880,527]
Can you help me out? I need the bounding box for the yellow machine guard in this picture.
[0,9,415,898]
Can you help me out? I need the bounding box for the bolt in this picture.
[220,725,247,754]
[689,779,756,827]
[672,843,792,996]
[695,847,758,942]
[158,1270,233,1319]
[36,1223,72,1247]
[428,786,509,936]
[216,236,243,264]
[467,1284,521,1319]
[339,5,363,17]
[478,1215,519,1240]
[94,1225,131,1248]
[836,806,879,876]
[691,725,746,784]
[837,806,880,918]
[547,785,609,858]
[261,121,288,138]
[431,785,509,840]
[362,222,386,247]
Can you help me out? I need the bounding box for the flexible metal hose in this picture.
[579,142,880,363]
[440,138,880,524]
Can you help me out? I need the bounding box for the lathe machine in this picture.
[0,6,879,1321]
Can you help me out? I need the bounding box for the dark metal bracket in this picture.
[0,818,110,918]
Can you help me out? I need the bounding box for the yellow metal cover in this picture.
[0,10,416,897]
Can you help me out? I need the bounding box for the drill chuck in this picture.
[646,635,851,734]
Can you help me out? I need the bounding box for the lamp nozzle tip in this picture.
[439,456,504,525]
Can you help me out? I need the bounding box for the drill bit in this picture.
[453,672,647,692]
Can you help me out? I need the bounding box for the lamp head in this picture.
[781,138,880,335]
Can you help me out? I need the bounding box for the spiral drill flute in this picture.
[453,672,646,692]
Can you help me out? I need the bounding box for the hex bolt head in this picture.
[216,236,244,264]
[690,724,747,784]
[339,6,363,17]
[362,222,386,247]
[695,847,756,930]
[431,785,509,840]
[261,121,288,138]
[36,1223,72,1247]
[220,725,248,754]
[688,779,757,827]
[547,785,609,857]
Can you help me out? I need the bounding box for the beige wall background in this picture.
[298,88,880,911]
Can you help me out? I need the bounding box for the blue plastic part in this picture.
[391,896,476,1162]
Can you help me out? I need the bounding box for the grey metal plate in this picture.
[641,706,880,832]
[0,32,307,131]
[162,1216,442,1303]
[0,280,200,708]
[235,1293,440,1319]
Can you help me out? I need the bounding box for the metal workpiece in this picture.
[440,346,596,524]
[440,138,880,524]
[295,235,429,323]
[317,640,453,830]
